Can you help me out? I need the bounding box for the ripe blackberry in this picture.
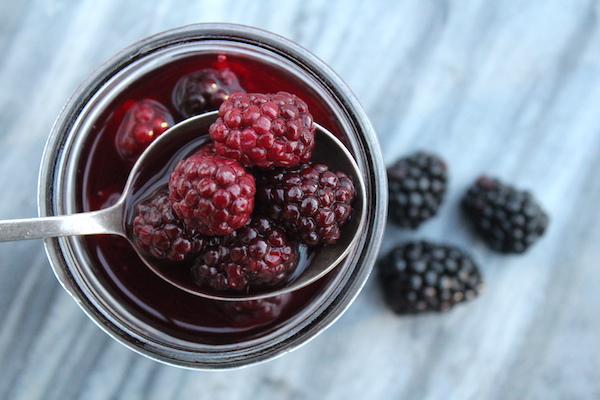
[172,68,246,118]
[209,91,316,169]
[256,162,356,246]
[132,188,206,261]
[191,216,298,292]
[216,293,292,326]
[387,152,448,229]
[168,150,256,236]
[462,176,549,253]
[115,99,174,161]
[378,241,484,314]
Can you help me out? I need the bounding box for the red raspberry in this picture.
[115,99,174,161]
[209,91,316,168]
[172,68,246,117]
[191,216,298,292]
[256,163,356,246]
[168,150,256,236]
[132,188,206,261]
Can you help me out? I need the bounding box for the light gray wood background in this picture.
[1,1,600,399]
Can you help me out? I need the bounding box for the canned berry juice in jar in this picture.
[39,23,387,369]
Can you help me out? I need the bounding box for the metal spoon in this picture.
[0,111,366,301]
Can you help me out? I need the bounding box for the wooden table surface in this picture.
[1,1,600,399]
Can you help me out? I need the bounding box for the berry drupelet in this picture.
[387,152,448,229]
[256,162,356,246]
[378,241,484,314]
[132,188,206,261]
[461,176,549,253]
[115,99,174,162]
[172,68,246,117]
[209,91,316,169]
[168,148,256,236]
[191,216,298,292]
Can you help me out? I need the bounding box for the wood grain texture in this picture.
[1,0,600,399]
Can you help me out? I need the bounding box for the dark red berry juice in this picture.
[76,51,345,345]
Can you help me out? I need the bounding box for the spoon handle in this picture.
[0,204,124,242]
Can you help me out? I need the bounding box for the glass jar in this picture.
[39,23,387,369]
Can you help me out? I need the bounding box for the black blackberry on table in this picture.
[387,151,448,229]
[378,241,484,314]
[461,176,549,253]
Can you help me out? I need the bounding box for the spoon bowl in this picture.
[0,111,366,301]
[132,112,367,301]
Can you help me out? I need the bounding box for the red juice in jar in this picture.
[77,51,343,345]
[42,24,385,369]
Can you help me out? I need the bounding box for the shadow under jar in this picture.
[39,23,387,369]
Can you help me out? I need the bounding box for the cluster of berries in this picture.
[380,152,549,315]
[115,67,246,162]
[119,68,356,298]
